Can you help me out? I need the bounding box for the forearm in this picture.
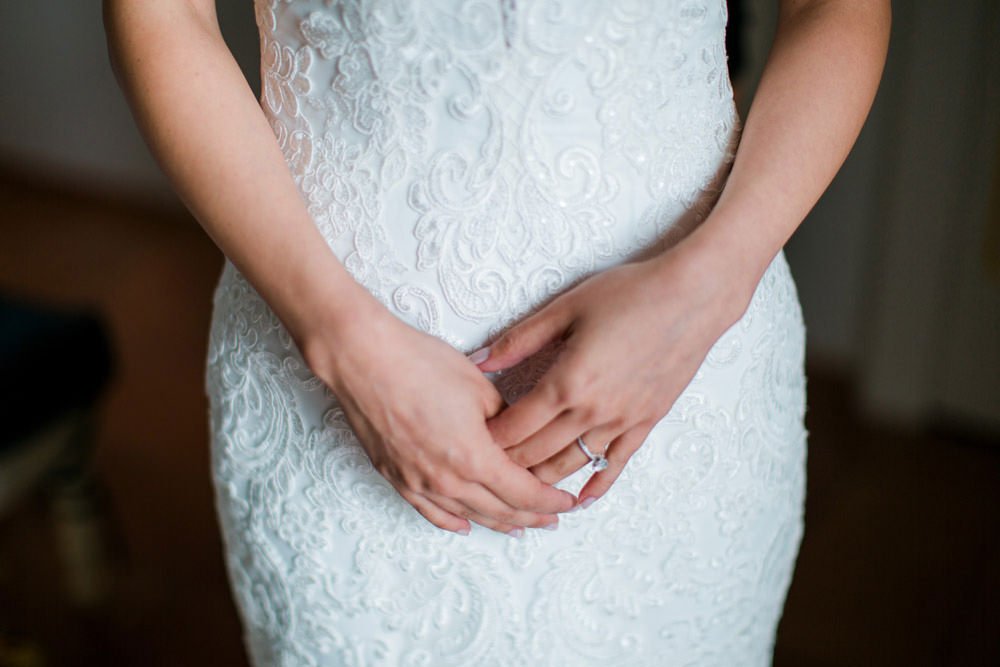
[673,0,891,312]
[103,1,383,345]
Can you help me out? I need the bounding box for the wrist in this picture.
[656,214,774,327]
[253,246,394,382]
[294,281,396,383]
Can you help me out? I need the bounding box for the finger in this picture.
[486,381,564,450]
[397,486,471,535]
[476,447,578,514]
[427,493,522,536]
[529,422,623,484]
[574,424,652,507]
[530,440,591,485]
[506,412,619,469]
[480,378,507,418]
[469,302,571,373]
[432,485,559,534]
[463,483,560,529]
[529,424,622,484]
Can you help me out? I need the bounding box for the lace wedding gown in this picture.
[206,1,808,665]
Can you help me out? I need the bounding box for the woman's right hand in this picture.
[102,0,571,537]
[299,301,576,536]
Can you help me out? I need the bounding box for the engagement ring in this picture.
[576,436,609,472]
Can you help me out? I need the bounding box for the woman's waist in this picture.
[208,247,802,408]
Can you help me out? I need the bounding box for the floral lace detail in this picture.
[250,0,738,345]
[207,1,807,665]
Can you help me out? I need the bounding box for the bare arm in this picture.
[474,0,891,504]
[103,0,575,533]
[103,0,374,339]
[682,0,892,305]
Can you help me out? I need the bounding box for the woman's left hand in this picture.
[471,242,754,508]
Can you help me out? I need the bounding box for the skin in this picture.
[103,0,889,534]
[478,0,892,508]
[103,0,575,537]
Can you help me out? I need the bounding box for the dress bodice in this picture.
[251,0,738,351]
[207,6,808,666]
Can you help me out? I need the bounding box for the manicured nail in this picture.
[467,346,490,365]
[542,522,559,531]
[579,497,596,510]
[507,527,524,539]
[457,525,470,536]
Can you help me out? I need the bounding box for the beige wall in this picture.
[0,1,259,200]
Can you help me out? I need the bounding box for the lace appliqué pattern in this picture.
[206,1,807,665]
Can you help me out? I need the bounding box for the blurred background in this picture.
[0,1,997,665]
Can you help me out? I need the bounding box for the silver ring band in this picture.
[576,436,609,472]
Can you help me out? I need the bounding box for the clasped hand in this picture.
[308,248,744,536]
[474,249,746,510]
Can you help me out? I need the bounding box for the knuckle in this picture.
[443,446,473,475]
[493,327,524,359]
[494,507,518,524]
[424,476,445,495]
[400,469,431,494]
[550,379,578,409]
[479,462,504,487]
[574,403,600,425]
[459,453,487,480]
[507,447,529,468]
[448,503,473,520]
[572,365,599,393]
[552,371,596,408]
[606,413,629,432]
[494,331,516,356]
[483,389,505,415]
[428,475,459,498]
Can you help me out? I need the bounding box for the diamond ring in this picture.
[576,436,609,472]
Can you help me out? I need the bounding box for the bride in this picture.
[105,1,889,665]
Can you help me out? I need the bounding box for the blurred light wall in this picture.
[0,1,259,202]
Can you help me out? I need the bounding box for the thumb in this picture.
[482,381,507,418]
[468,303,571,373]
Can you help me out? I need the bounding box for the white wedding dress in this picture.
[206,1,808,665]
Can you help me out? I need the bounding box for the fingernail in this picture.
[467,346,490,365]
[507,527,524,539]
[542,522,559,531]
[457,526,471,536]
[580,496,596,510]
